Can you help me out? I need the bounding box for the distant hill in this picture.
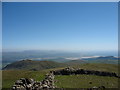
[64,56,119,65]
[2,56,119,70]
[65,59,87,65]
[2,60,66,70]
[81,56,118,60]
[81,56,119,64]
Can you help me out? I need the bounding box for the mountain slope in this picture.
[65,60,87,65]
[2,63,119,88]
[81,56,119,64]
[2,60,66,70]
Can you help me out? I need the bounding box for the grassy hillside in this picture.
[2,70,48,88]
[55,75,118,88]
[65,60,87,65]
[2,60,66,70]
[85,59,118,64]
[70,63,118,74]
[2,63,119,89]
[81,56,119,64]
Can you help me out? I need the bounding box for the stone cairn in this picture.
[52,67,120,78]
[12,71,56,90]
[12,67,120,90]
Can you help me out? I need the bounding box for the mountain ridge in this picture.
[2,59,66,70]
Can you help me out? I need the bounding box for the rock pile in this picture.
[12,67,119,89]
[12,72,56,90]
[52,67,120,78]
[87,85,106,90]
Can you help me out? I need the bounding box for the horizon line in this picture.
[1,0,119,2]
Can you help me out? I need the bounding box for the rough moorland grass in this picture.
[54,63,118,88]
[71,63,118,73]
[2,63,119,88]
[55,75,119,88]
[47,63,118,74]
[2,70,48,88]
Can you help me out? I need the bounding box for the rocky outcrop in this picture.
[52,67,120,78]
[12,72,56,90]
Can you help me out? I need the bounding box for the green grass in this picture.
[3,60,66,70]
[2,70,48,88]
[2,63,119,88]
[55,75,119,88]
[71,63,118,73]
[52,63,119,88]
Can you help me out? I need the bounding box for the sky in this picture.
[2,2,118,52]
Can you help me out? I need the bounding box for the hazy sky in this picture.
[2,2,118,52]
